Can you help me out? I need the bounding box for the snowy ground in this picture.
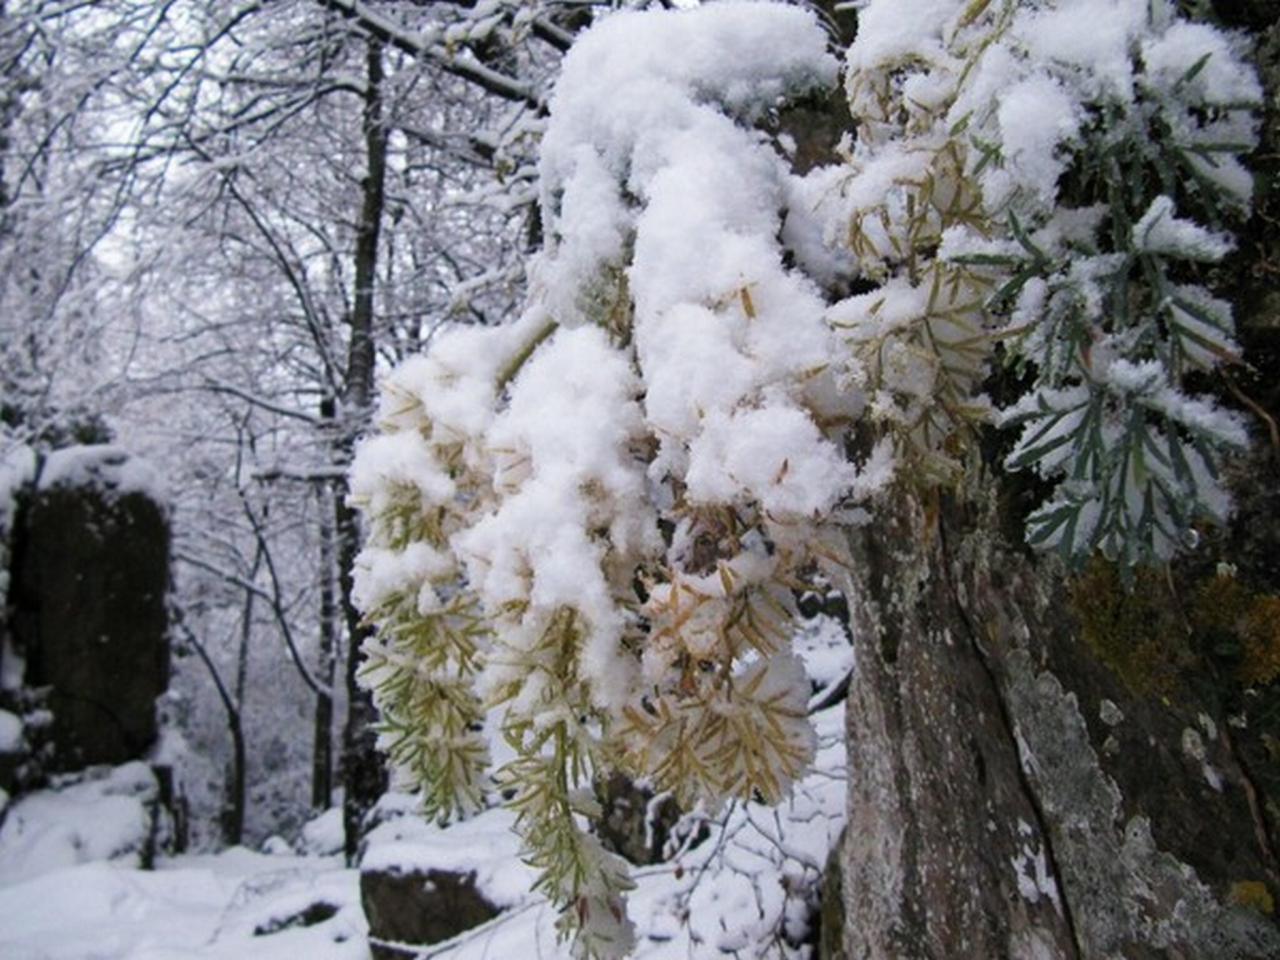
[0,617,849,960]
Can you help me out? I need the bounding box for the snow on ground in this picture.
[0,607,849,958]
[0,763,158,885]
[0,848,365,960]
[0,701,845,959]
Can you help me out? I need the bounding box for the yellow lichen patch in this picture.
[1190,571,1280,688]
[1239,596,1280,687]
[1069,558,1185,698]
[1190,571,1255,639]
[1229,880,1275,916]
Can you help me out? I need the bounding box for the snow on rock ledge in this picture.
[37,443,167,507]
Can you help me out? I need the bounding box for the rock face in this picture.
[9,446,170,770]
[360,866,501,959]
[837,477,1280,960]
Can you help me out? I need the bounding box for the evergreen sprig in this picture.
[993,20,1258,565]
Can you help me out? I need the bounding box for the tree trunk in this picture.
[177,617,246,850]
[339,34,389,862]
[313,475,337,810]
[225,548,260,848]
[225,705,247,848]
[838,461,1280,959]
[337,484,384,860]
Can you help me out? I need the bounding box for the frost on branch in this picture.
[349,4,882,956]
[819,0,1260,564]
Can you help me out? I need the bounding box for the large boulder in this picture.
[0,761,177,882]
[9,445,170,769]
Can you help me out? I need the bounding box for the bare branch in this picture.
[312,0,544,109]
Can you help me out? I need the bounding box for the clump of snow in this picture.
[0,762,158,886]
[299,807,345,858]
[1012,0,1148,102]
[453,325,657,715]
[535,1,858,519]
[0,710,23,753]
[1141,20,1263,106]
[987,73,1081,209]
[1132,195,1233,261]
[261,835,295,856]
[846,0,962,74]
[536,0,839,329]
[37,444,168,507]
[685,404,857,517]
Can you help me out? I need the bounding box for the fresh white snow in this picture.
[0,697,848,960]
[0,763,158,887]
[37,445,167,504]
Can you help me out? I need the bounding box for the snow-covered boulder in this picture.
[0,761,168,885]
[299,806,345,857]
[358,798,536,958]
[361,867,499,959]
[9,444,170,769]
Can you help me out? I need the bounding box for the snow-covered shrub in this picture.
[351,1,1259,955]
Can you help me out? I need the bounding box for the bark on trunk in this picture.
[339,34,389,862]
[840,487,1080,960]
[839,469,1280,959]
[313,477,337,810]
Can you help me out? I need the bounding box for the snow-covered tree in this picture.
[102,0,596,849]
[1,0,611,850]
